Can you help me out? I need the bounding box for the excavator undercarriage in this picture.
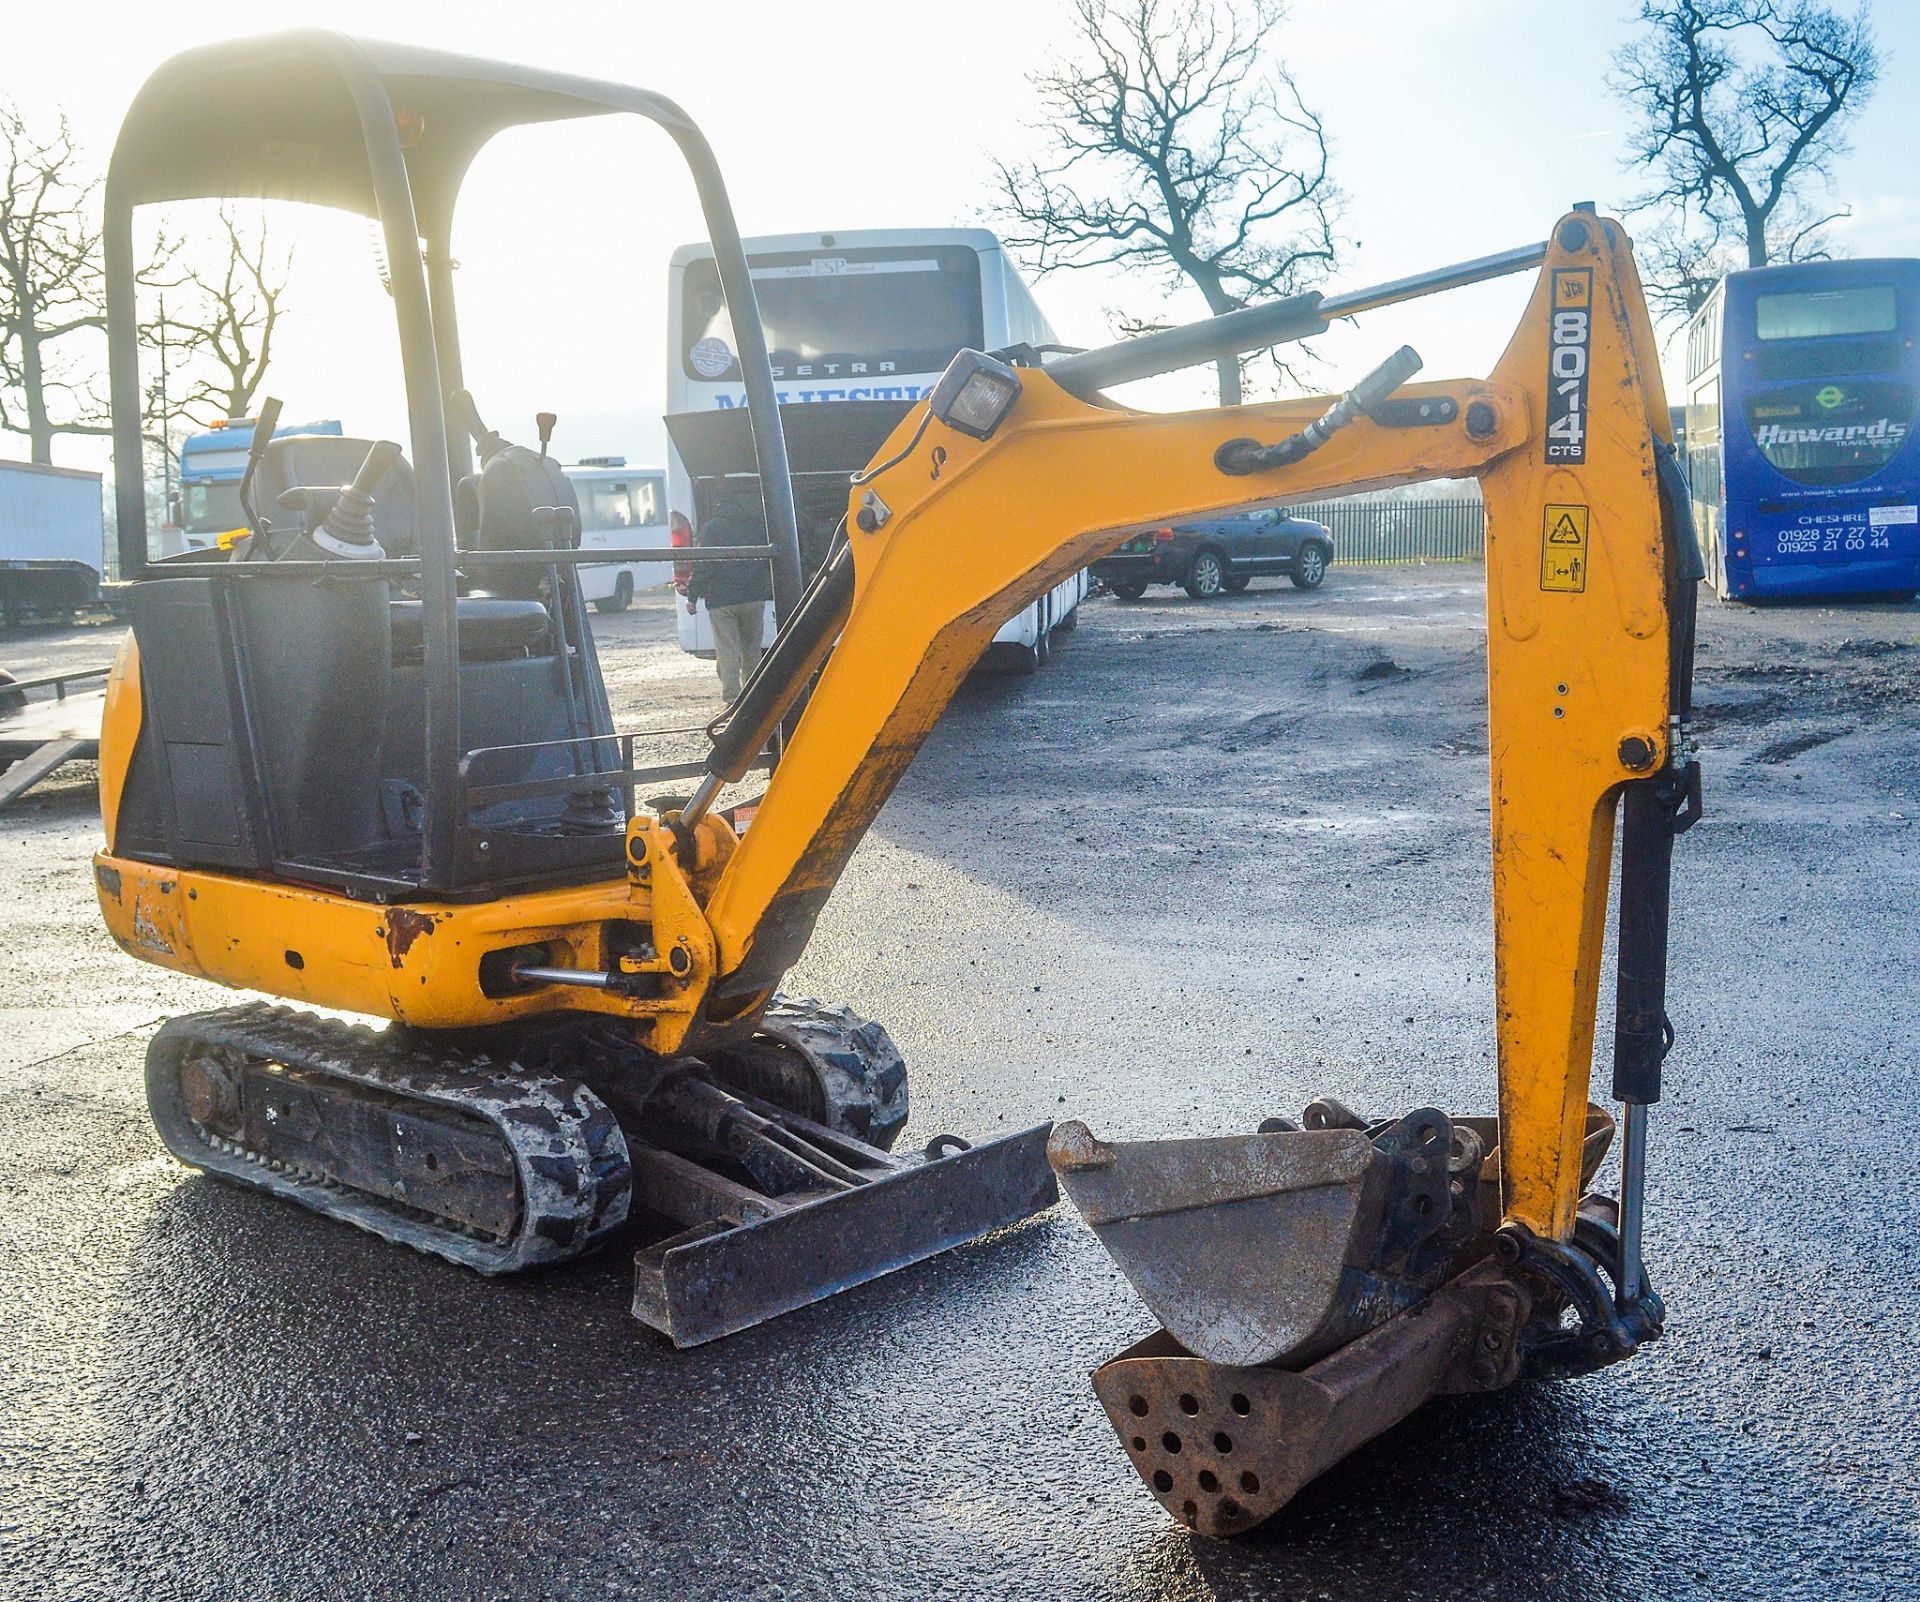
[144,995,1052,1345]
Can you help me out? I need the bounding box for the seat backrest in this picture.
[455,445,580,598]
[254,434,418,557]
[457,446,579,548]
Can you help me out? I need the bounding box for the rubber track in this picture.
[715,994,909,1152]
[145,1002,631,1273]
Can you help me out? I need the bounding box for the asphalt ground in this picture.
[0,567,1915,1601]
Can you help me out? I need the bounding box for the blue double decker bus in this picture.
[1683,259,1920,601]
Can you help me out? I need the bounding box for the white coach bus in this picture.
[664,228,1086,672]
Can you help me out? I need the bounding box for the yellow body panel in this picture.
[94,852,649,1027]
[97,212,1678,1242]
[93,812,717,1041]
[97,633,141,854]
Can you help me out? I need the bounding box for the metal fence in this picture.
[1290,497,1485,565]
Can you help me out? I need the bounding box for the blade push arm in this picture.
[688,214,1682,1242]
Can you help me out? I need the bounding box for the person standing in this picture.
[686,487,772,702]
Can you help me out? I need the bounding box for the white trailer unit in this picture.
[0,461,104,621]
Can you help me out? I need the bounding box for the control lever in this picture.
[449,388,507,461]
[535,411,556,460]
[236,396,284,540]
[1215,346,1424,476]
[308,440,403,559]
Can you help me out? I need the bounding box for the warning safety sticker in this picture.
[1541,504,1590,592]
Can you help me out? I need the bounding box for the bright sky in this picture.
[8,0,1918,474]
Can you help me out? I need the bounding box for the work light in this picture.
[929,350,1024,440]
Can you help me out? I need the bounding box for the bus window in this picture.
[1756,285,1898,340]
[634,476,666,526]
[681,246,985,381]
[581,479,637,530]
[1752,338,1903,382]
[183,481,245,534]
[1743,378,1915,488]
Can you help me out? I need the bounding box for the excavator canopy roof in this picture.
[108,30,698,236]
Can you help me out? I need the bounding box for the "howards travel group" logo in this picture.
[1753,417,1910,448]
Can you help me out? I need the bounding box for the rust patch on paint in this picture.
[94,862,123,898]
[384,907,439,969]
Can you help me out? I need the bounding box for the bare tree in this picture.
[1611,0,1879,317]
[992,0,1338,404]
[0,102,114,463]
[147,207,291,426]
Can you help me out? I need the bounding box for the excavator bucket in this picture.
[1051,1104,1615,1532]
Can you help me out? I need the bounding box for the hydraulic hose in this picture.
[1215,347,1424,476]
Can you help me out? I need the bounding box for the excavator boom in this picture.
[671,207,1696,1528]
[690,209,1684,1239]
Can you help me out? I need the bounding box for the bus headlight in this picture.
[930,349,1023,440]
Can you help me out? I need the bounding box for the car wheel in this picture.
[1292,544,1329,590]
[1108,579,1149,601]
[1223,575,1251,593]
[595,572,634,614]
[1183,549,1226,600]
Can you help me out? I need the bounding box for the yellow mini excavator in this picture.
[96,36,1700,1533]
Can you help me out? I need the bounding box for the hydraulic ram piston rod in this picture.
[1045,240,1547,399]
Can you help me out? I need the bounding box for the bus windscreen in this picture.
[1756,285,1898,341]
[183,480,245,533]
[682,246,984,381]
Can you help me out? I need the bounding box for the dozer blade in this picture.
[630,1112,1056,1347]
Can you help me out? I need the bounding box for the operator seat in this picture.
[454,427,582,602]
[251,433,552,661]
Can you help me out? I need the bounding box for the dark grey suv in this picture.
[1093,507,1335,600]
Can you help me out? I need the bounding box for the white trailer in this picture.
[0,460,104,621]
